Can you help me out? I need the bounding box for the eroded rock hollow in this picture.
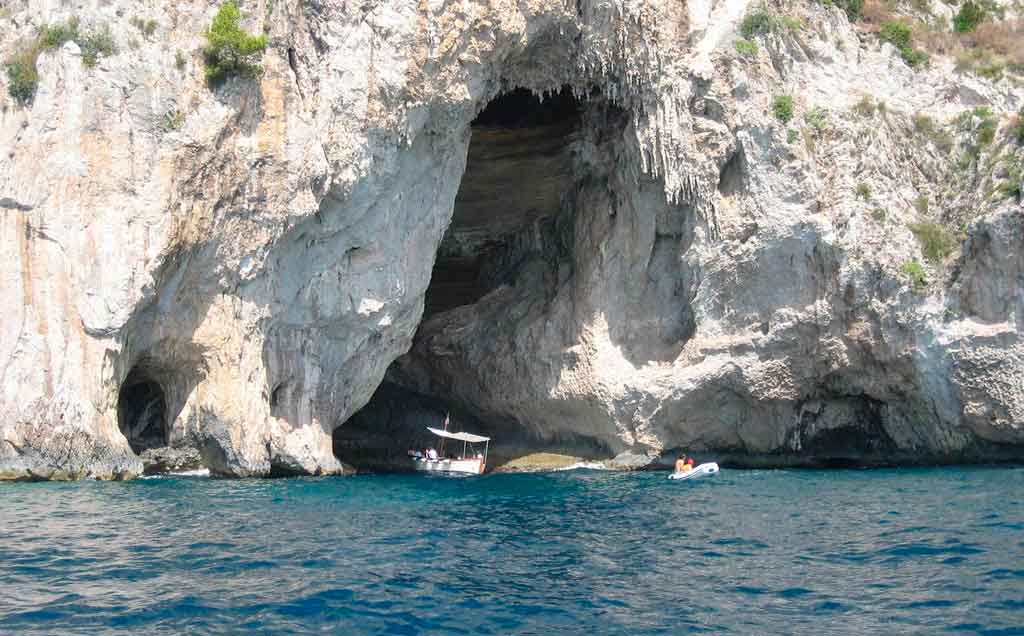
[1,0,1022,479]
[117,364,170,454]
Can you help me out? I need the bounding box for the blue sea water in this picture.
[1,467,1023,636]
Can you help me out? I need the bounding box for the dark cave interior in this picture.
[335,87,586,470]
[117,364,169,454]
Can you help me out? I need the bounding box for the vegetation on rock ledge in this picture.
[997,159,1022,202]
[815,0,864,22]
[879,20,928,67]
[4,17,117,107]
[5,47,39,106]
[902,260,928,291]
[953,2,986,34]
[908,221,955,264]
[854,0,1021,81]
[772,95,794,123]
[734,39,759,58]
[129,16,159,39]
[740,8,802,39]
[202,2,268,86]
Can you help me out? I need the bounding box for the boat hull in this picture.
[668,462,719,481]
[411,457,485,475]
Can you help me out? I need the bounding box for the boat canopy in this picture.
[426,427,490,443]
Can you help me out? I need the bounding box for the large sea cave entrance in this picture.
[117,363,170,454]
[423,87,582,317]
[334,86,600,471]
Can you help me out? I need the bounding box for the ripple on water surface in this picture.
[1,467,1023,635]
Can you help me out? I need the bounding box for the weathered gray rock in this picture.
[139,446,204,475]
[1,0,1021,479]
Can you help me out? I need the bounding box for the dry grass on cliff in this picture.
[855,0,1024,79]
[949,20,1024,78]
[857,0,896,29]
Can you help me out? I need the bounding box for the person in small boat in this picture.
[675,456,694,473]
[427,448,439,461]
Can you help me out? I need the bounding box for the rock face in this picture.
[1,0,1022,479]
[138,446,204,475]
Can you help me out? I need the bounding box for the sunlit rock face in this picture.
[1,0,1022,479]
[357,84,1024,470]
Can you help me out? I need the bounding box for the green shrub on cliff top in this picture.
[202,2,268,86]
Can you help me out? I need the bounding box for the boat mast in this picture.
[438,412,449,458]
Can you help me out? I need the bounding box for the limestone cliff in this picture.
[1,0,1021,479]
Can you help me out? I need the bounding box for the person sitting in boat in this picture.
[427,448,439,461]
[675,456,696,473]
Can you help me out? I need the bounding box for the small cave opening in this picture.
[793,394,899,467]
[117,365,169,454]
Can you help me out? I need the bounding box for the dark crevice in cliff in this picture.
[718,148,745,196]
[117,365,169,454]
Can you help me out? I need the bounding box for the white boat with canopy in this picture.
[409,420,490,475]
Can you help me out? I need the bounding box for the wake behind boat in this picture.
[408,418,490,475]
[668,462,719,481]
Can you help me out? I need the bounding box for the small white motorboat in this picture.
[668,462,719,481]
[409,420,490,476]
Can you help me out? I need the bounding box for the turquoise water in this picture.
[1,467,1023,635]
